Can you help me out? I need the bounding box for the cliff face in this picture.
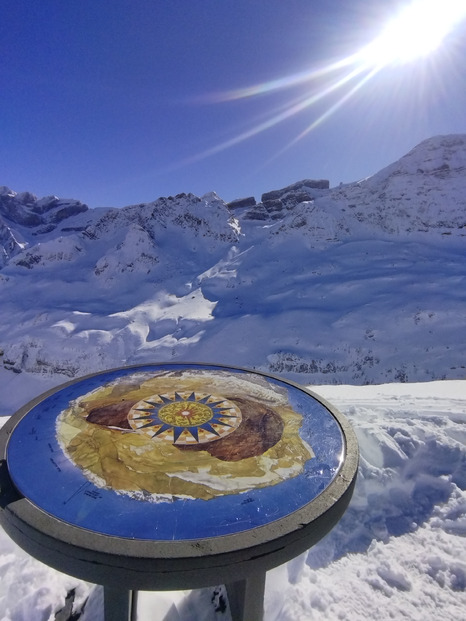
[0,186,89,265]
[0,135,465,396]
[326,135,466,235]
[0,186,88,230]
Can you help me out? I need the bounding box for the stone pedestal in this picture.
[0,363,358,620]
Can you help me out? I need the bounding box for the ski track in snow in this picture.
[0,381,465,621]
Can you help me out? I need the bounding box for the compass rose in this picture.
[128,392,242,445]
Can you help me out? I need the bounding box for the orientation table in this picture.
[0,363,358,621]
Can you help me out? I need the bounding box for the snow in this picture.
[1,380,465,620]
[0,135,465,618]
[1,135,466,386]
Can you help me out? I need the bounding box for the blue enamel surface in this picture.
[7,365,344,540]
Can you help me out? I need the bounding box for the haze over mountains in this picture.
[0,134,465,413]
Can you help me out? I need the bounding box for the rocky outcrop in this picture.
[0,219,24,266]
[263,199,284,215]
[243,204,270,220]
[1,135,465,388]
[242,199,285,221]
[0,187,88,232]
[241,179,331,223]
[261,179,329,202]
[328,134,466,235]
[227,196,257,210]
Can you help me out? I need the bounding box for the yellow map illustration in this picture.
[56,369,314,501]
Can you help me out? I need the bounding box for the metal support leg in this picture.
[226,572,266,621]
[104,586,137,621]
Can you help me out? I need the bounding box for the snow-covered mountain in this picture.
[1,135,465,411]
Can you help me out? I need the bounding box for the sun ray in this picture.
[199,55,358,103]
[260,65,382,169]
[152,1,466,183]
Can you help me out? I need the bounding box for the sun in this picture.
[361,0,466,67]
[175,0,466,168]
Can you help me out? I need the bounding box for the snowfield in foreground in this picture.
[1,380,464,621]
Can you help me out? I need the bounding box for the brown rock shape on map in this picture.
[85,401,135,430]
[83,396,284,461]
[178,397,284,461]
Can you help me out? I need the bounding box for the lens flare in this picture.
[360,0,466,66]
[174,1,466,171]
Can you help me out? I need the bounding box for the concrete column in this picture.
[226,572,266,621]
[103,586,137,621]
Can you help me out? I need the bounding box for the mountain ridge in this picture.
[0,134,465,407]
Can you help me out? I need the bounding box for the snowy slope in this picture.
[326,135,466,236]
[0,135,465,620]
[0,135,465,412]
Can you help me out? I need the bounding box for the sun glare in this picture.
[178,0,466,170]
[362,0,466,66]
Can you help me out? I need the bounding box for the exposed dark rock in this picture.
[211,587,227,613]
[54,588,86,621]
[261,190,283,202]
[262,199,283,213]
[33,224,56,235]
[173,212,203,228]
[0,191,88,230]
[14,253,42,269]
[0,199,42,226]
[3,358,22,373]
[261,179,329,202]
[34,196,60,214]
[243,205,269,220]
[227,196,257,209]
[15,191,36,205]
[282,192,314,208]
[0,220,23,264]
[50,203,88,223]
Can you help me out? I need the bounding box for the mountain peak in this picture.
[369,133,466,182]
[0,186,15,197]
[326,134,466,235]
[0,190,88,233]
[0,134,465,386]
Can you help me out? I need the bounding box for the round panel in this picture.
[5,364,354,544]
[127,392,242,445]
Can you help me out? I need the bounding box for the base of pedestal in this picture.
[103,574,266,621]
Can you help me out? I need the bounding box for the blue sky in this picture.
[2,0,466,208]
